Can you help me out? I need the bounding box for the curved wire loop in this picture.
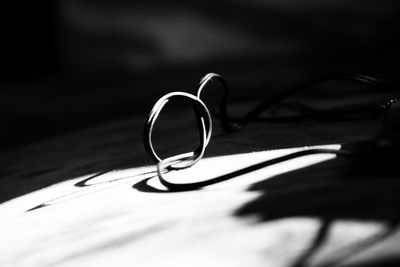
[143,91,212,171]
[143,73,239,187]
[195,73,242,132]
[142,72,395,191]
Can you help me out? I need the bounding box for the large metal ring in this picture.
[143,91,212,171]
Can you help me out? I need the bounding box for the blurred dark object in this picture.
[1,0,400,151]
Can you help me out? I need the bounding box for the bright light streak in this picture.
[0,144,387,267]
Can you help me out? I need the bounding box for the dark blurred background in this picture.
[1,0,400,151]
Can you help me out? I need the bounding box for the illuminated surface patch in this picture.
[0,145,392,267]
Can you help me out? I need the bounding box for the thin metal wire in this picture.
[143,91,212,171]
[195,73,241,132]
[144,72,399,191]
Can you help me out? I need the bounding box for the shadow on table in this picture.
[235,153,400,267]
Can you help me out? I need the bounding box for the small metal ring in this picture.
[143,91,212,171]
[195,73,241,132]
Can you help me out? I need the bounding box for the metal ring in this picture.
[195,73,241,132]
[143,91,212,171]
